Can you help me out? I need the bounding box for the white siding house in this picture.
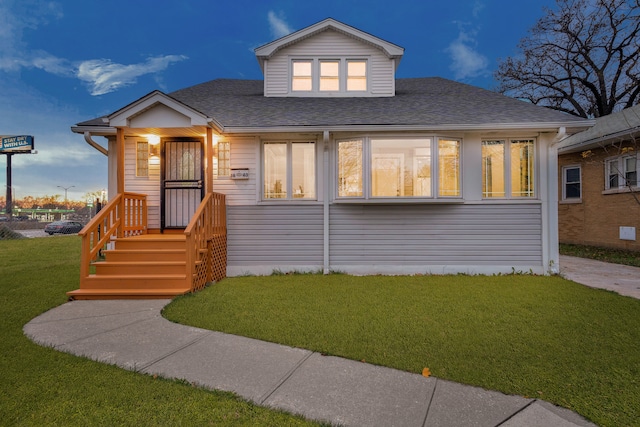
[73,18,592,277]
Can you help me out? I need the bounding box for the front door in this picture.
[161,138,204,229]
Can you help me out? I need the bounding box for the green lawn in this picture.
[165,274,640,427]
[0,237,317,426]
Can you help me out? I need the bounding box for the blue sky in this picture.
[0,0,557,201]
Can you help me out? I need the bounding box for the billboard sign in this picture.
[1,135,34,153]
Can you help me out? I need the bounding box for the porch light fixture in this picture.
[147,135,160,157]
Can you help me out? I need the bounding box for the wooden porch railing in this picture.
[184,192,227,292]
[79,192,147,284]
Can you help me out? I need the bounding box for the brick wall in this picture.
[558,144,640,252]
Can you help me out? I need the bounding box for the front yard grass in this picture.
[165,273,640,427]
[0,237,317,426]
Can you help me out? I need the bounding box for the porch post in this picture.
[206,127,214,193]
[117,127,125,237]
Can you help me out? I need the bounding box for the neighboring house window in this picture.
[482,139,535,198]
[291,58,368,93]
[320,61,340,91]
[214,141,230,177]
[337,137,460,199]
[136,141,149,177]
[263,141,316,200]
[606,154,638,189]
[347,60,367,91]
[292,60,313,91]
[562,165,581,200]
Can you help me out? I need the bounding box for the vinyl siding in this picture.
[124,137,161,228]
[212,137,258,206]
[329,204,543,267]
[227,205,324,271]
[264,29,394,97]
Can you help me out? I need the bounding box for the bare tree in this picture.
[495,0,640,118]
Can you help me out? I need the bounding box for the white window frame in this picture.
[605,154,638,190]
[481,138,537,199]
[262,140,317,201]
[290,58,369,95]
[214,141,230,178]
[562,165,581,201]
[335,135,462,201]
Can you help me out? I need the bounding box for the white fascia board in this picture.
[217,121,593,135]
[71,125,116,136]
[108,91,209,127]
[254,18,404,69]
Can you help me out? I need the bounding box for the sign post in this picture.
[1,135,36,219]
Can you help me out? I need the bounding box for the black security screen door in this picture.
[161,138,204,229]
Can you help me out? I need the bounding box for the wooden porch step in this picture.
[79,274,188,290]
[114,236,186,251]
[104,249,186,262]
[94,261,187,276]
[67,288,191,300]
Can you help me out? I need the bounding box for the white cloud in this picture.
[268,11,293,39]
[446,26,489,80]
[76,55,188,96]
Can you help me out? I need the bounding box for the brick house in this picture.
[558,104,640,251]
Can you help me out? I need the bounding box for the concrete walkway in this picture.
[24,295,600,427]
[560,255,640,299]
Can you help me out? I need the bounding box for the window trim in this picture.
[214,141,231,178]
[335,135,462,201]
[289,57,370,95]
[605,154,638,191]
[561,164,582,201]
[261,140,317,201]
[481,138,537,200]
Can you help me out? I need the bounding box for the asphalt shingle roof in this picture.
[167,77,587,129]
[76,77,588,130]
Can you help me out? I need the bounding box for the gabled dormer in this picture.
[255,18,404,98]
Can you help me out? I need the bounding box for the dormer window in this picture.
[347,60,367,91]
[320,61,340,91]
[290,58,368,95]
[292,60,313,91]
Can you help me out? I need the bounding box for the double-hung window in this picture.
[482,139,535,198]
[263,141,316,200]
[606,154,638,190]
[337,137,460,199]
[562,165,581,200]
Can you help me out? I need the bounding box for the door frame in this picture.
[160,137,205,230]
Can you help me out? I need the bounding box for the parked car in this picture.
[44,220,84,235]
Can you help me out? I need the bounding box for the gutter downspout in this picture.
[545,127,565,274]
[84,132,108,156]
[323,130,330,274]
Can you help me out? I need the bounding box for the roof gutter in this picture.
[83,132,108,156]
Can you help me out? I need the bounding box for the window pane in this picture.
[438,139,460,197]
[482,140,505,198]
[338,139,363,197]
[371,138,431,197]
[292,142,315,198]
[564,167,581,199]
[347,61,367,91]
[510,140,534,197]
[214,141,230,177]
[320,61,339,91]
[264,143,287,198]
[292,61,312,91]
[607,159,619,188]
[136,141,149,177]
[625,156,638,187]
